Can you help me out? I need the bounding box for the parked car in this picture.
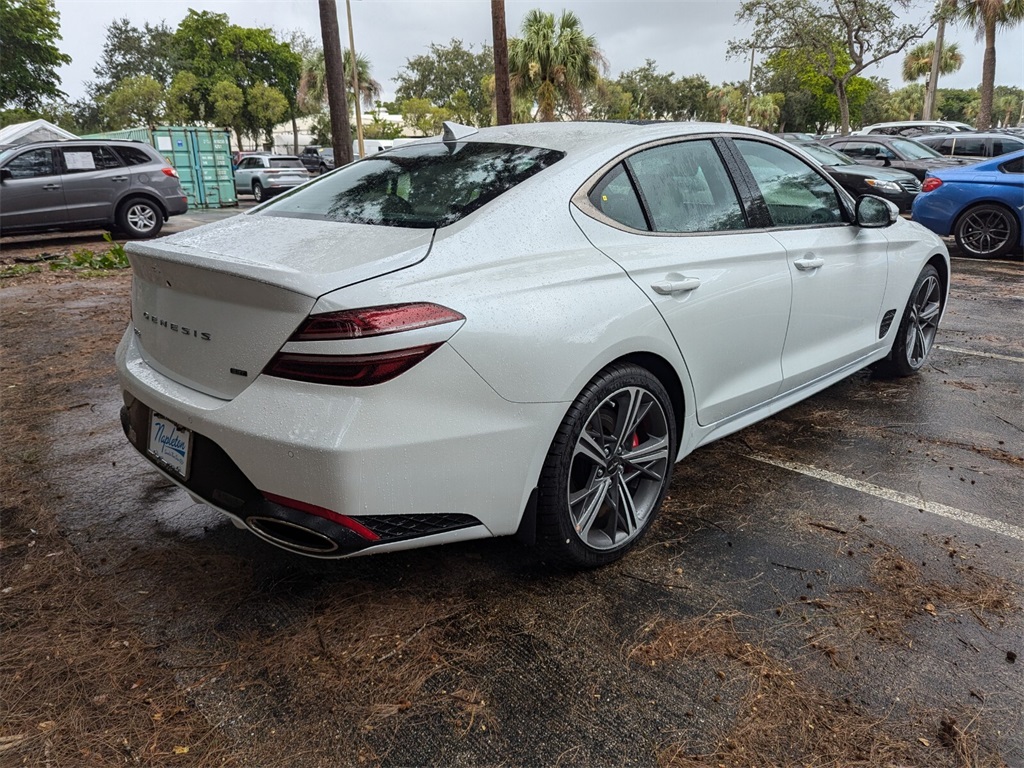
[855,120,975,137]
[233,154,309,202]
[117,121,949,567]
[299,146,335,174]
[915,131,1024,160]
[912,149,1024,259]
[787,139,922,212]
[0,139,188,239]
[822,135,972,180]
[231,150,270,170]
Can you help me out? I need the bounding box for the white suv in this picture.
[233,155,309,202]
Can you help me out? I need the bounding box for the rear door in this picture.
[0,147,66,231]
[59,145,129,225]
[571,137,791,426]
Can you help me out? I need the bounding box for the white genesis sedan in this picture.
[116,121,949,567]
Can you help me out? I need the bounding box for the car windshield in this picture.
[798,143,855,167]
[263,141,565,228]
[322,149,333,158]
[890,138,943,160]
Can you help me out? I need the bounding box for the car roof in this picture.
[410,120,782,157]
[917,132,1024,141]
[3,138,155,149]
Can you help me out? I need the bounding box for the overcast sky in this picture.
[52,0,1024,106]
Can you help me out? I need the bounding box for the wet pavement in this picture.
[6,244,1022,765]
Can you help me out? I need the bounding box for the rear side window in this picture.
[60,146,123,173]
[949,138,985,157]
[994,138,1024,155]
[734,140,843,227]
[270,158,305,169]
[625,140,747,233]
[265,141,564,228]
[114,145,157,166]
[589,164,648,231]
[1000,156,1023,174]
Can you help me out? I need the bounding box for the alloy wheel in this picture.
[959,208,1012,256]
[904,272,941,368]
[567,386,670,551]
[126,204,157,234]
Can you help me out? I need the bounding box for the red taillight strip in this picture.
[921,177,943,193]
[263,343,442,386]
[161,167,179,178]
[262,492,380,541]
[290,303,465,341]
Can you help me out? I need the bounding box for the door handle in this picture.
[651,276,701,295]
[110,175,129,182]
[42,184,61,190]
[794,257,824,271]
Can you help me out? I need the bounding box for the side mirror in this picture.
[856,194,899,228]
[874,153,892,166]
[0,167,11,183]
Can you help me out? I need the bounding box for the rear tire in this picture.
[536,363,676,568]
[875,265,942,378]
[954,203,1020,258]
[116,197,162,239]
[252,180,266,203]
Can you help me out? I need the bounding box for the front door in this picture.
[0,147,66,231]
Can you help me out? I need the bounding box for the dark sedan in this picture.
[790,140,921,212]
[823,135,971,181]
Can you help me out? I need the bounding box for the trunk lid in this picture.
[128,213,433,399]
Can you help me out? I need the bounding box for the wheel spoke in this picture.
[569,477,610,539]
[611,388,651,455]
[574,428,608,468]
[615,475,640,537]
[621,435,669,482]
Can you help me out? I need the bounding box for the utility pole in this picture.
[744,45,756,126]
[318,0,353,165]
[345,0,365,158]
[491,0,513,125]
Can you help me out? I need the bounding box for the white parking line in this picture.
[934,345,1024,364]
[746,454,1024,543]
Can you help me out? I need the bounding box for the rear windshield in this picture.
[263,141,565,228]
[270,158,305,169]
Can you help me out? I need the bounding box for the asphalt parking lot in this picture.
[1,216,1021,766]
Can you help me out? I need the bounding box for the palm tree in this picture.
[953,0,1024,128]
[508,9,605,122]
[902,40,964,82]
[299,47,381,114]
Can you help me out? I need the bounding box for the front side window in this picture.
[4,148,56,179]
[734,140,843,227]
[624,140,747,233]
[265,141,564,228]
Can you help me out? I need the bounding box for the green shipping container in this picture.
[82,126,238,209]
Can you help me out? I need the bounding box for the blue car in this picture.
[912,149,1024,258]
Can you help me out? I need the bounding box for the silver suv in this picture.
[0,140,189,239]
[233,154,309,202]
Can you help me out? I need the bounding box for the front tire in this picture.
[116,197,162,239]
[876,265,942,378]
[536,364,676,568]
[954,203,1020,258]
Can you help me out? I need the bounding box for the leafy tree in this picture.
[394,39,494,126]
[613,61,710,121]
[952,0,1024,128]
[209,80,245,148]
[902,40,964,82]
[587,80,634,120]
[0,0,72,111]
[362,113,404,140]
[103,75,165,129]
[508,9,606,121]
[246,81,288,148]
[935,88,978,121]
[733,0,928,134]
[706,84,744,123]
[164,71,203,124]
[992,84,1023,126]
[400,97,450,135]
[90,18,176,99]
[885,84,926,119]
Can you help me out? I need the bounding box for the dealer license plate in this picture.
[148,412,192,479]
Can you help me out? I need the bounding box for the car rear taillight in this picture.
[290,303,465,340]
[161,167,179,179]
[921,177,942,192]
[261,492,380,541]
[263,303,465,386]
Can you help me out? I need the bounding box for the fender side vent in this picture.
[879,309,897,338]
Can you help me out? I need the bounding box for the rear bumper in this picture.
[164,194,189,216]
[115,326,564,557]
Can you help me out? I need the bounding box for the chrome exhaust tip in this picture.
[246,516,340,555]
